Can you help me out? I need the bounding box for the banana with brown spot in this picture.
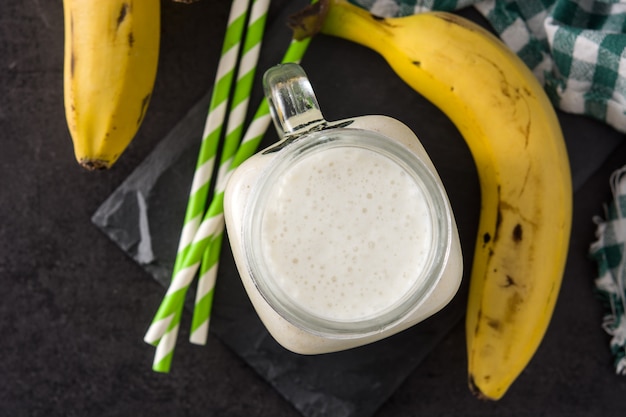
[291,0,572,400]
[63,0,160,170]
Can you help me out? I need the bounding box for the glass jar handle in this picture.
[263,63,326,138]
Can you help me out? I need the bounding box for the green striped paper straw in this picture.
[149,0,274,371]
[144,0,251,348]
[150,104,275,370]
[182,35,314,346]
[150,37,312,370]
[190,0,271,345]
[188,226,224,344]
[154,0,270,360]
[173,0,251,274]
[151,306,181,373]
[150,216,225,372]
[149,9,314,373]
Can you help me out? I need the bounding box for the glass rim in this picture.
[242,128,453,338]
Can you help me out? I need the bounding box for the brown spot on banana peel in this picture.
[486,317,501,331]
[474,272,521,335]
[117,3,130,29]
[499,201,539,230]
[517,96,532,148]
[512,223,523,242]
[359,8,397,26]
[434,12,486,35]
[472,246,494,339]
[479,53,533,149]
[505,291,524,323]
[473,308,483,337]
[500,80,511,99]
[502,275,517,287]
[516,163,532,199]
[489,185,502,244]
[544,281,558,315]
[128,32,135,48]
[69,13,75,79]
[70,51,76,79]
[137,93,151,125]
[494,207,503,242]
[473,196,524,331]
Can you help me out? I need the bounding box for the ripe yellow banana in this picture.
[292,0,573,400]
[63,0,160,170]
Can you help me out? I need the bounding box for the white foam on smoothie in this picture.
[260,145,433,322]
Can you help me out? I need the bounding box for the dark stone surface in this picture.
[3,1,626,416]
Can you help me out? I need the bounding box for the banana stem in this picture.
[289,0,391,53]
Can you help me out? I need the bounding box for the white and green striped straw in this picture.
[148,3,314,373]
[190,0,271,345]
[149,0,274,372]
[181,35,314,345]
[144,0,251,350]
[152,0,271,368]
[173,0,252,274]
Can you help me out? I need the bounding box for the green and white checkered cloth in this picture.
[590,167,626,375]
[351,0,626,134]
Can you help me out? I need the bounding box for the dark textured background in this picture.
[3,0,626,416]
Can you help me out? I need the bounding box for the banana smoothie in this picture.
[224,62,461,355]
[260,144,432,322]
[225,123,463,354]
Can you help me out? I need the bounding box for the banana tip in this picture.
[468,375,501,401]
[78,158,112,171]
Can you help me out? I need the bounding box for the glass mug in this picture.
[224,63,462,354]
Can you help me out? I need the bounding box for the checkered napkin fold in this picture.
[352,0,626,134]
[590,167,626,375]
